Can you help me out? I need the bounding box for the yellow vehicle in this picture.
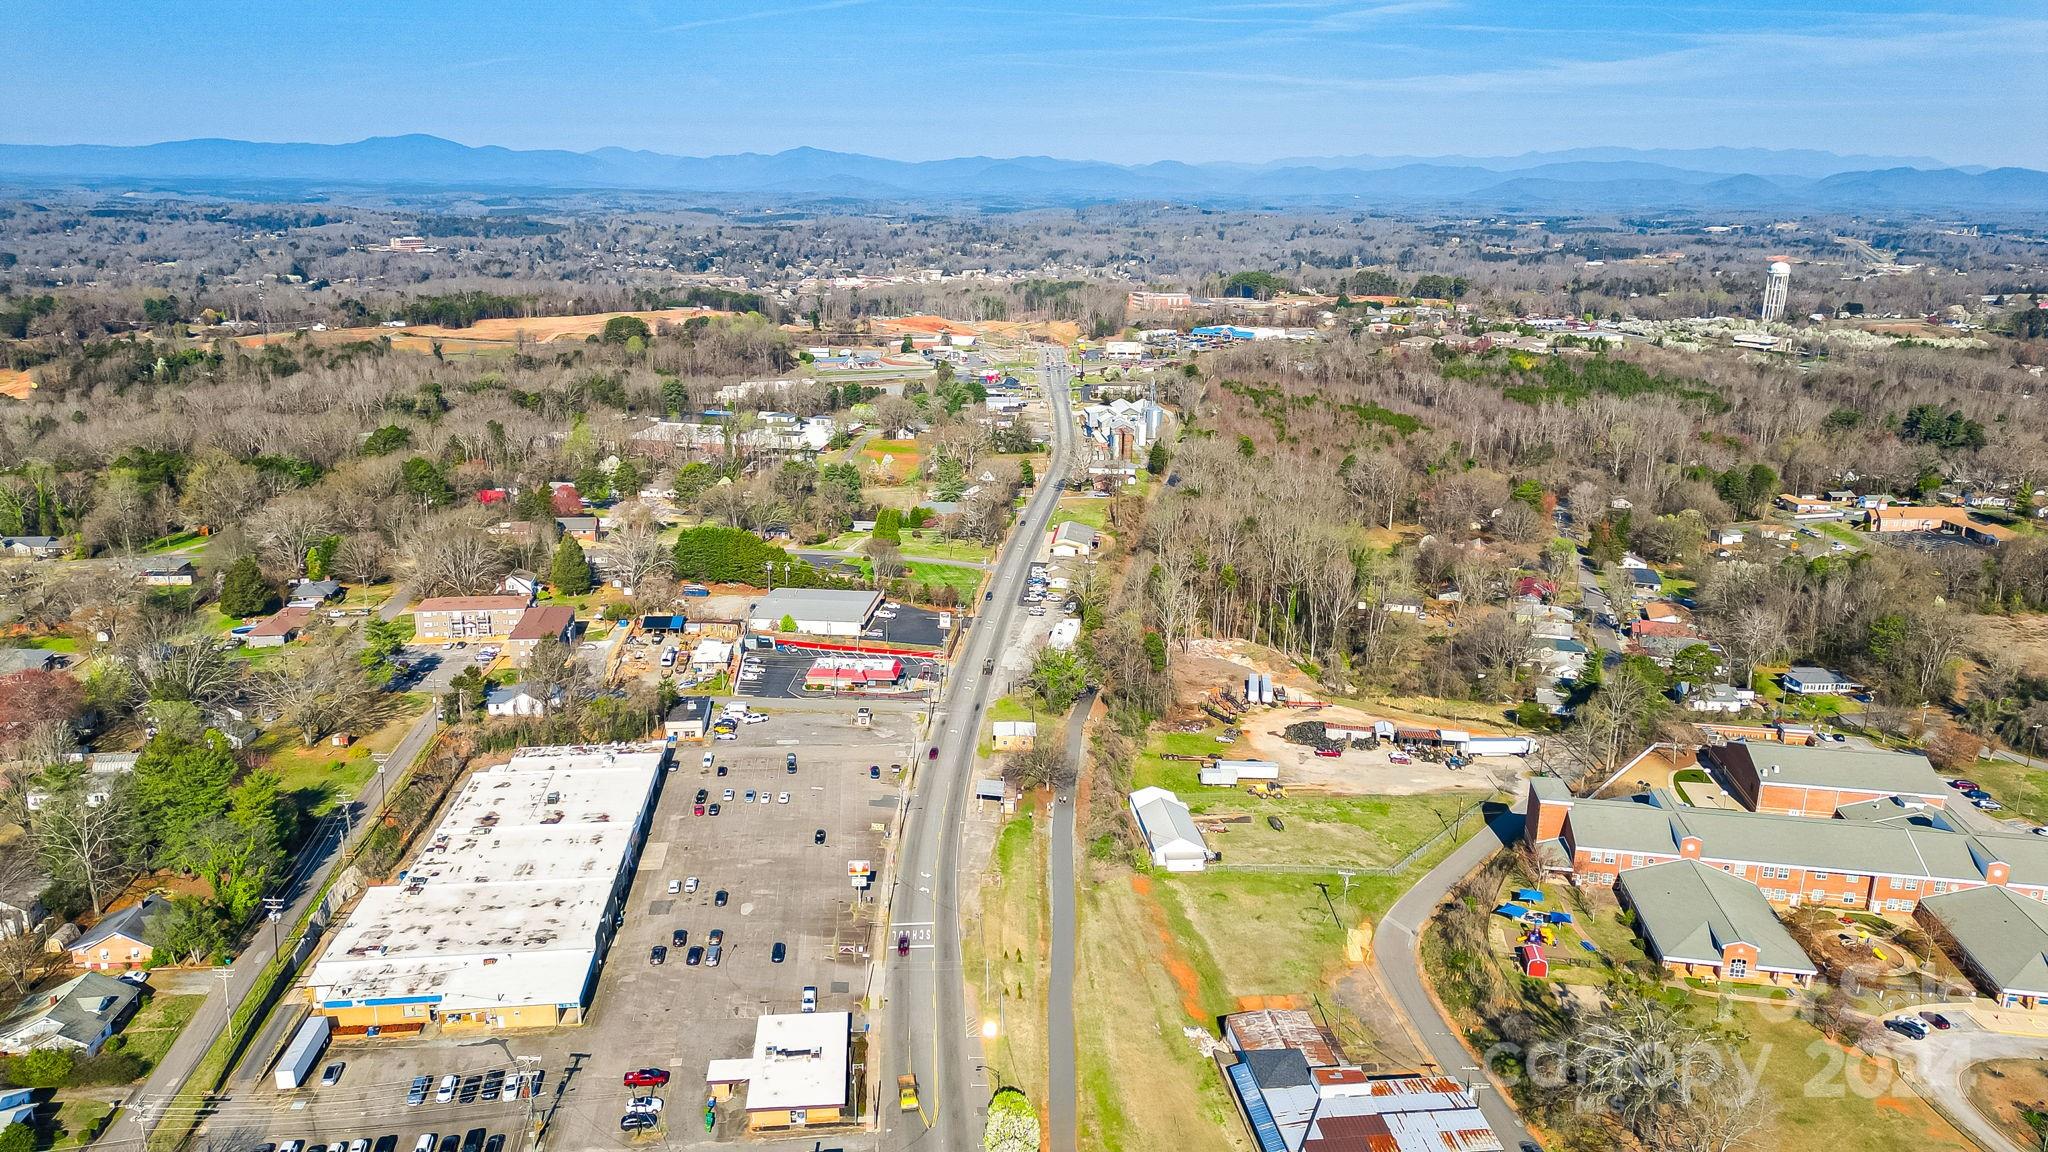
[898,1073,921,1112]
[1245,782,1288,799]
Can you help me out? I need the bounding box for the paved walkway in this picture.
[1047,689,1092,1152]
[1374,805,1536,1149]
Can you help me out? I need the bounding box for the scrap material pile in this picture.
[1279,720,1377,753]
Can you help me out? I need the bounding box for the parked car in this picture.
[1883,1017,1927,1040]
[1964,788,1992,800]
[778,791,790,804]
[626,1096,664,1113]
[708,929,724,945]
[623,1068,671,1088]
[708,803,721,816]
[685,945,703,965]
[744,714,769,725]
[684,876,699,893]
[407,1075,431,1106]
[771,941,787,963]
[715,730,738,741]
[483,1138,503,1152]
[802,986,817,1012]
[723,788,735,801]
[321,1062,345,1087]
[694,788,709,804]
[667,878,680,895]
[650,945,667,965]
[870,765,881,779]
[787,752,799,773]
[348,1142,369,1152]
[814,828,827,845]
[744,789,756,802]
[898,933,910,956]
[1919,1011,1952,1030]
[1977,799,2004,811]
[619,1114,656,1133]
[410,1138,433,1152]
[1950,779,1979,791]
[714,889,728,907]
[435,1074,457,1103]
[458,1075,481,1103]
[672,928,687,948]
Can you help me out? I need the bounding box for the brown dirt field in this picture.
[1968,1059,2048,1149]
[0,368,35,400]
[865,313,1081,347]
[1971,614,2048,678]
[233,306,722,351]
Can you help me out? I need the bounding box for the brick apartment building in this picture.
[1525,777,2048,916]
[412,595,535,642]
[1702,742,1948,816]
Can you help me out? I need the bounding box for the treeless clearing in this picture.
[233,306,722,351]
[0,368,34,400]
[1971,613,2048,677]
[867,313,1081,346]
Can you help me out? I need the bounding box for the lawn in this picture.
[257,694,429,817]
[963,810,1050,1108]
[1948,756,2048,826]
[850,558,984,601]
[23,636,78,653]
[121,993,204,1072]
[1726,1001,1971,1152]
[142,529,205,554]
[859,439,923,483]
[1050,498,1111,532]
[42,1098,113,1148]
[815,529,994,565]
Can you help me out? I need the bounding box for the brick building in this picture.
[1701,742,1948,816]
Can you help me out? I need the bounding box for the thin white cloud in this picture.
[658,0,872,35]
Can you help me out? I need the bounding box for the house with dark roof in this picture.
[288,579,343,606]
[1917,886,2048,1008]
[0,972,141,1055]
[503,605,575,663]
[136,559,195,587]
[0,536,62,559]
[69,895,169,971]
[1617,859,1817,986]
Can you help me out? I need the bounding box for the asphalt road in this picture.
[1374,804,1536,1149]
[1048,688,1091,1152]
[882,344,1073,1152]
[111,705,440,1144]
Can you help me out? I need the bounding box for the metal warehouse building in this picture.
[747,588,883,638]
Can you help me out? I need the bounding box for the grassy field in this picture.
[1726,1001,1971,1152]
[1131,729,1490,869]
[848,558,984,600]
[1074,787,1490,1152]
[964,811,1050,1108]
[817,530,994,564]
[121,993,204,1071]
[1050,498,1112,532]
[1948,756,2048,825]
[258,694,428,817]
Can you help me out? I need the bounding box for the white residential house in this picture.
[1128,787,1210,873]
[1681,683,1756,713]
[485,685,554,717]
[1050,521,1099,558]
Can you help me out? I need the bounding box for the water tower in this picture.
[1761,259,1791,322]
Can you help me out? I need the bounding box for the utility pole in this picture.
[214,967,238,1040]
[263,896,286,957]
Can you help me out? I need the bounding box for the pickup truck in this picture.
[983,657,994,675]
[898,1073,920,1112]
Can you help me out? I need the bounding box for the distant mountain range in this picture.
[1,134,2044,212]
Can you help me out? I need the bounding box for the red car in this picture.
[897,933,910,957]
[622,1069,670,1089]
[1313,747,1341,758]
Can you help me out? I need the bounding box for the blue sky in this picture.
[6,0,2045,167]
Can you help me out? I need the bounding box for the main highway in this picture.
[883,344,1075,1151]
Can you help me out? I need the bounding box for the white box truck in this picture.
[274,1016,331,1090]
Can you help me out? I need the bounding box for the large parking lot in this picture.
[210,706,915,1150]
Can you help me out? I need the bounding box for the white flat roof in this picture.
[310,744,662,1013]
[710,1011,850,1112]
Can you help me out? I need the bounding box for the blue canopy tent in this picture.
[1513,888,1546,903]
[1493,903,1531,920]
[1547,911,1574,924]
